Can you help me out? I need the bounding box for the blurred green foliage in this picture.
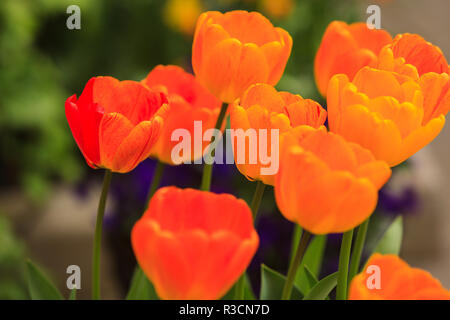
[0,214,28,299]
[0,0,82,201]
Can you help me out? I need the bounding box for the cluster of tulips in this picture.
[65,11,450,300]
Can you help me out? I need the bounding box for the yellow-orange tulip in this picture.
[327,65,446,166]
[230,83,326,185]
[192,10,292,103]
[349,254,450,300]
[275,127,391,234]
[314,21,392,96]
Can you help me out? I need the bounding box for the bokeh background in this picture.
[0,0,448,299]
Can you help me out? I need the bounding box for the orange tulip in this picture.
[230,83,326,185]
[314,21,392,96]
[65,77,166,173]
[131,186,259,300]
[275,127,391,234]
[142,65,222,164]
[327,65,447,167]
[349,254,450,300]
[192,10,292,103]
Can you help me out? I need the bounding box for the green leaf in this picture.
[290,226,302,259]
[243,275,256,300]
[294,234,327,293]
[303,266,318,288]
[260,264,303,300]
[126,267,159,300]
[221,274,256,300]
[26,260,63,300]
[303,272,338,300]
[303,266,331,300]
[374,216,403,255]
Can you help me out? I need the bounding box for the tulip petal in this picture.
[367,97,423,138]
[298,130,358,172]
[261,27,293,85]
[219,10,279,45]
[420,72,450,123]
[111,117,162,173]
[192,12,230,76]
[396,115,445,166]
[350,143,391,189]
[347,23,393,53]
[338,104,403,166]
[65,94,103,168]
[153,231,192,299]
[240,83,285,113]
[329,177,377,233]
[92,76,164,125]
[199,232,243,299]
[353,67,404,101]
[99,112,134,169]
[206,232,257,299]
[391,33,449,75]
[285,98,327,128]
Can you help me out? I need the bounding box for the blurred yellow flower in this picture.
[260,0,294,19]
[164,0,203,35]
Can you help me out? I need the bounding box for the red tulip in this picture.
[65,76,167,173]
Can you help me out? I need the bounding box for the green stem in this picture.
[289,225,302,261]
[69,287,77,300]
[92,169,112,300]
[250,181,266,220]
[336,229,354,300]
[281,230,312,300]
[233,181,266,300]
[348,219,369,284]
[200,102,228,191]
[145,160,165,208]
